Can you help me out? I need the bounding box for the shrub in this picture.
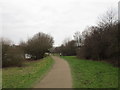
[23,32,54,60]
[2,45,24,67]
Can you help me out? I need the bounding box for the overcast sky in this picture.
[0,0,119,46]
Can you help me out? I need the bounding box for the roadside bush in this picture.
[24,32,54,60]
[2,46,24,67]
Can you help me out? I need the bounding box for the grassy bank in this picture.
[62,56,118,88]
[2,56,54,88]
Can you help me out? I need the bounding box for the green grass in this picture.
[2,56,54,88]
[61,56,119,88]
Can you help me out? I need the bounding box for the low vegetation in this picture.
[62,56,118,88]
[2,56,54,88]
[1,32,54,68]
[2,38,24,67]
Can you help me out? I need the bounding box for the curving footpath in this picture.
[34,56,72,88]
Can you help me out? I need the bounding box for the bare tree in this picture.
[97,8,117,28]
[62,37,71,46]
[73,31,82,47]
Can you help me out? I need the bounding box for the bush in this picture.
[23,32,54,60]
[2,45,24,67]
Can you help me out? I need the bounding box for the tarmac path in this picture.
[34,56,72,88]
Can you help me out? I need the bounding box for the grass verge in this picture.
[2,56,54,88]
[61,56,119,88]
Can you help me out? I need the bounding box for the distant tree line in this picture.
[1,32,54,67]
[76,10,119,66]
[55,9,119,66]
[59,40,76,56]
